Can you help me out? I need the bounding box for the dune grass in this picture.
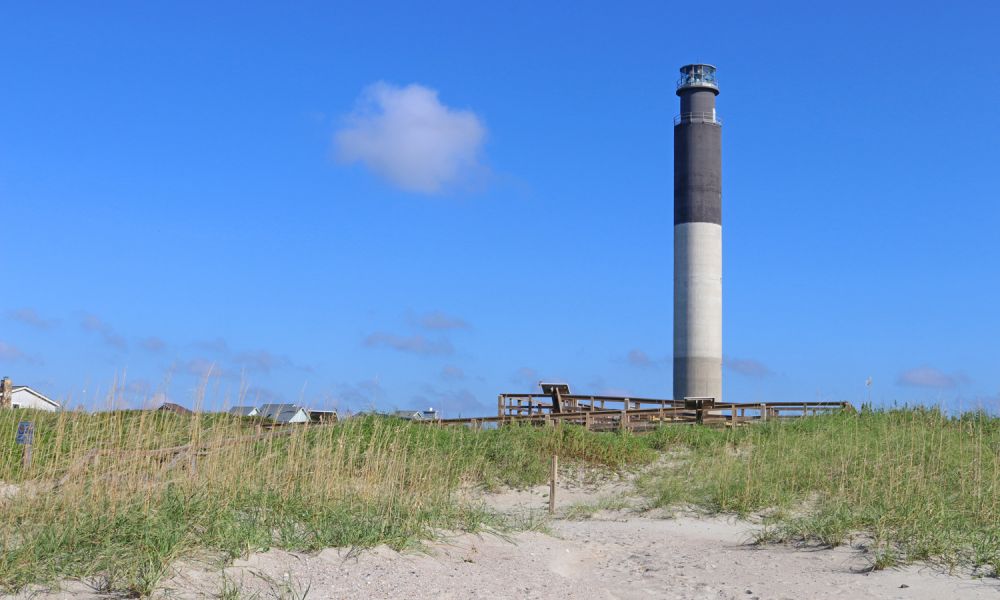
[639,408,1000,573]
[4,406,997,592]
[0,409,653,594]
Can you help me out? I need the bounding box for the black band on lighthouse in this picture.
[673,122,722,226]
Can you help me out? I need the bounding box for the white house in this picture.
[11,386,61,412]
[258,403,310,424]
[392,408,440,421]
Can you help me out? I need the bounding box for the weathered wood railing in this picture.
[431,399,853,431]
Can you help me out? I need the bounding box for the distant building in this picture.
[158,402,193,415]
[392,408,440,421]
[308,409,338,424]
[228,406,260,417]
[258,403,310,424]
[10,385,61,412]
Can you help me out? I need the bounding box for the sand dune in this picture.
[7,477,999,599]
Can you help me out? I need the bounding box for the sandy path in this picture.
[160,475,1000,599]
[137,513,999,599]
[6,476,999,599]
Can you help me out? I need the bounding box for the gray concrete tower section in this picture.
[673,64,722,402]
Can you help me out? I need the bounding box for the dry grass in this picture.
[0,408,653,595]
[640,408,1000,573]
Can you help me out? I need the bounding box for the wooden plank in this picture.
[549,454,558,515]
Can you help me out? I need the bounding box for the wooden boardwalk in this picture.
[427,385,852,431]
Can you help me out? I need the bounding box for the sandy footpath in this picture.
[142,514,999,600]
[5,476,1000,599]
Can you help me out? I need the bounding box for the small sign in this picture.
[16,421,34,445]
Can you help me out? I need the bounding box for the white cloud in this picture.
[897,366,968,389]
[335,82,487,194]
[510,367,539,386]
[234,350,291,373]
[180,358,228,380]
[80,313,127,350]
[440,365,465,381]
[363,332,453,356]
[140,337,167,353]
[627,349,656,368]
[416,310,471,331]
[6,307,57,330]
[0,341,41,364]
[724,356,773,378]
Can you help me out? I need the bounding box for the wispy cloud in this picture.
[139,337,167,353]
[440,365,466,381]
[234,350,293,374]
[189,339,309,374]
[334,378,385,409]
[627,349,656,368]
[0,341,42,364]
[363,332,453,356]
[179,358,228,380]
[6,307,57,330]
[897,366,968,389]
[416,311,471,331]
[413,384,488,417]
[147,391,171,410]
[194,337,230,354]
[80,313,127,350]
[123,380,170,409]
[584,376,630,397]
[724,356,773,378]
[246,386,284,404]
[510,367,539,386]
[335,82,487,194]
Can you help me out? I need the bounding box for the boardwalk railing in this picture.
[434,402,851,431]
[422,384,853,431]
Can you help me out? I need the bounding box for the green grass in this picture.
[562,495,633,520]
[0,410,653,595]
[6,406,996,593]
[638,408,1000,573]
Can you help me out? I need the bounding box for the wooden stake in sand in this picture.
[549,453,558,515]
[16,420,34,471]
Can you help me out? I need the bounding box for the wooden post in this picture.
[497,394,503,419]
[0,377,12,409]
[620,409,627,432]
[585,412,592,431]
[548,454,558,515]
[16,420,34,471]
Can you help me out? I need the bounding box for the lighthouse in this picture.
[673,64,722,402]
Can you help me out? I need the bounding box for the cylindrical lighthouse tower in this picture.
[673,63,722,402]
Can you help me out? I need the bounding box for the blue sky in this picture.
[2,1,998,414]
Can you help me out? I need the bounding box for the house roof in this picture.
[258,403,298,417]
[273,408,308,423]
[228,406,258,416]
[392,410,420,417]
[258,403,307,423]
[11,386,61,409]
[158,402,193,415]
